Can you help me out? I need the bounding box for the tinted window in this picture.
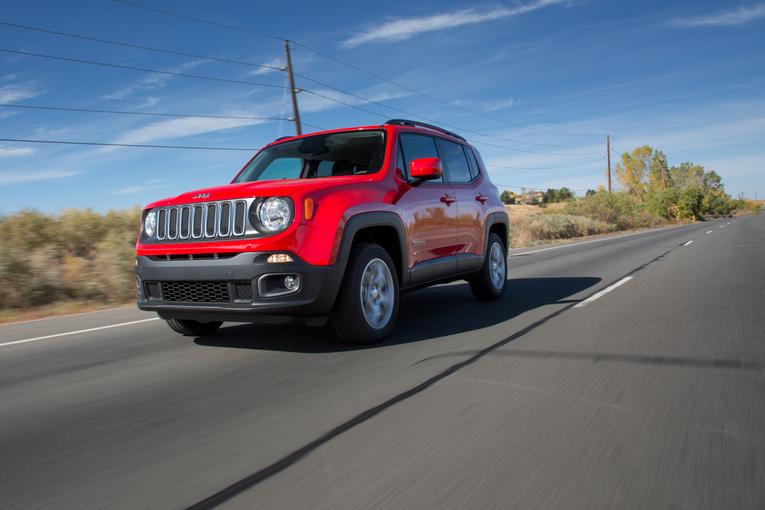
[435,138,471,183]
[235,130,385,183]
[396,143,406,178]
[471,147,488,174]
[464,146,480,179]
[398,133,442,183]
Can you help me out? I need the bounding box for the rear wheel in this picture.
[469,233,507,301]
[332,243,399,345]
[165,318,222,336]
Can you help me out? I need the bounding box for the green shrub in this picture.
[0,208,140,311]
[677,187,703,220]
[563,191,640,229]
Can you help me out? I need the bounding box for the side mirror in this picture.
[409,157,442,181]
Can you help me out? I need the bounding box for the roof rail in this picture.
[384,119,466,142]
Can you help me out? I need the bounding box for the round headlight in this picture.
[144,210,157,237]
[257,197,293,232]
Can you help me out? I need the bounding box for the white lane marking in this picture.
[682,240,694,246]
[0,318,160,348]
[706,230,713,234]
[574,276,634,308]
[719,226,725,229]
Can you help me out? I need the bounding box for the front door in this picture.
[396,133,460,279]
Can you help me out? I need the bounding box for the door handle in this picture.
[475,194,488,204]
[440,194,456,205]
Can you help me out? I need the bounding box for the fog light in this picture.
[283,275,299,291]
[267,253,294,263]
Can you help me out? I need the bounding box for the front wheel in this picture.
[332,243,399,345]
[469,233,507,301]
[165,318,222,336]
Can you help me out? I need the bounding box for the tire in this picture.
[332,243,399,345]
[165,318,222,336]
[469,233,507,301]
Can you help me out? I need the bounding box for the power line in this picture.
[2,45,601,158]
[1,103,283,121]
[487,159,604,171]
[0,103,327,130]
[0,137,257,151]
[0,20,595,150]
[0,48,287,90]
[0,21,283,73]
[112,0,606,139]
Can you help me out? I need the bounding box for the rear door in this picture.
[397,133,460,277]
[434,138,484,263]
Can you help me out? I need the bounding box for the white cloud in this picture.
[248,58,284,76]
[135,96,160,109]
[670,3,765,27]
[341,0,565,48]
[0,81,44,103]
[114,179,167,194]
[455,97,520,112]
[0,169,78,185]
[0,147,37,158]
[33,125,71,137]
[107,115,265,148]
[102,60,206,100]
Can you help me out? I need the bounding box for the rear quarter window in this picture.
[435,138,472,183]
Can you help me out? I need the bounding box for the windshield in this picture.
[234,130,386,183]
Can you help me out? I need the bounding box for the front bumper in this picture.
[135,252,344,322]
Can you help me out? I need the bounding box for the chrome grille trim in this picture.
[179,206,191,239]
[191,205,204,239]
[157,209,167,240]
[167,207,179,240]
[205,203,218,238]
[219,201,231,237]
[233,200,246,236]
[150,198,256,242]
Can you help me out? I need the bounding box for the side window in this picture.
[396,143,406,179]
[435,138,471,183]
[471,147,487,175]
[464,146,480,180]
[398,133,442,183]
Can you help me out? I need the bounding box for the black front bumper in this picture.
[136,252,344,322]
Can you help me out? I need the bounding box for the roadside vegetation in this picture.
[0,208,140,316]
[503,144,761,248]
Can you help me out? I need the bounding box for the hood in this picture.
[144,177,370,209]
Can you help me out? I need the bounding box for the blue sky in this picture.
[1,0,764,212]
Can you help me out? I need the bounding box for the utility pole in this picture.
[283,40,302,136]
[606,134,612,193]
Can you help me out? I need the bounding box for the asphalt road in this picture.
[1,215,764,509]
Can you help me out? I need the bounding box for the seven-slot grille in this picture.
[156,200,248,241]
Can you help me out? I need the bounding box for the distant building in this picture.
[518,190,544,205]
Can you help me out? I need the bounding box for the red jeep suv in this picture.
[136,119,508,344]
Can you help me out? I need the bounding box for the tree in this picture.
[543,187,574,203]
[670,162,705,189]
[585,189,597,196]
[648,150,671,192]
[500,190,515,204]
[702,170,723,192]
[615,145,653,197]
[677,187,703,220]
